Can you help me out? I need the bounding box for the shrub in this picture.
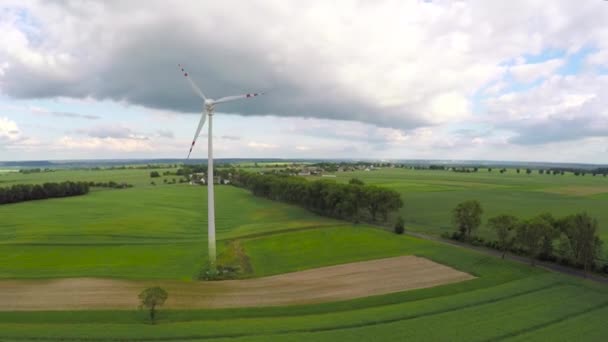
[450,231,464,241]
[200,265,240,280]
[394,216,405,234]
[470,236,486,246]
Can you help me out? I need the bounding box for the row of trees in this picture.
[86,181,133,189]
[489,212,603,272]
[0,181,90,205]
[232,172,403,223]
[18,168,54,174]
[450,201,605,273]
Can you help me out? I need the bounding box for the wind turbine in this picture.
[178,64,263,272]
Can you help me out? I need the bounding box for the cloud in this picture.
[50,111,99,120]
[0,116,20,142]
[27,106,99,119]
[156,129,174,139]
[0,116,43,152]
[247,141,278,149]
[509,58,564,84]
[485,74,608,145]
[75,125,148,140]
[586,49,608,67]
[56,136,153,152]
[2,1,607,132]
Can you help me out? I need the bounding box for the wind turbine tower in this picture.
[179,64,264,271]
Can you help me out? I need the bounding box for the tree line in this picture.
[86,181,133,189]
[0,181,90,205]
[231,171,403,223]
[449,200,605,274]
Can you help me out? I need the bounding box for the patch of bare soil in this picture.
[0,256,474,311]
[541,185,608,196]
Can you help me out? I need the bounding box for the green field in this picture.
[0,167,607,340]
[328,168,608,250]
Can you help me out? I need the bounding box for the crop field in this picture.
[329,168,608,252]
[0,167,607,340]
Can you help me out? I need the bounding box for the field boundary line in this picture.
[217,224,352,242]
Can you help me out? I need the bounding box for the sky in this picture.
[1,1,608,163]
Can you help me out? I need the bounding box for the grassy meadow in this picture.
[329,168,608,252]
[0,166,607,340]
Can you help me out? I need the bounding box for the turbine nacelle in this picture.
[204,100,215,113]
[178,63,264,159]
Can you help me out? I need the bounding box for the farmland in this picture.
[328,167,608,253]
[0,166,607,340]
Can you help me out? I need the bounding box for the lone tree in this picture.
[452,200,483,241]
[488,214,518,259]
[139,287,168,323]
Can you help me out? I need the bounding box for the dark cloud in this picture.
[0,2,422,130]
[2,0,608,142]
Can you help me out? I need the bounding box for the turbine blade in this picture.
[213,92,264,104]
[178,64,207,100]
[187,110,208,159]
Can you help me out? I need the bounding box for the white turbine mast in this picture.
[178,64,264,272]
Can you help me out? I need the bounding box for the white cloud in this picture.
[485,74,608,144]
[0,116,20,142]
[56,136,153,152]
[509,58,564,84]
[0,116,44,152]
[586,49,608,67]
[247,141,279,149]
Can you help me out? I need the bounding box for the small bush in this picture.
[394,216,405,234]
[200,265,240,280]
[450,231,464,241]
[470,236,486,246]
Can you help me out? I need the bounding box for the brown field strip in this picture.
[540,185,608,196]
[0,256,474,311]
